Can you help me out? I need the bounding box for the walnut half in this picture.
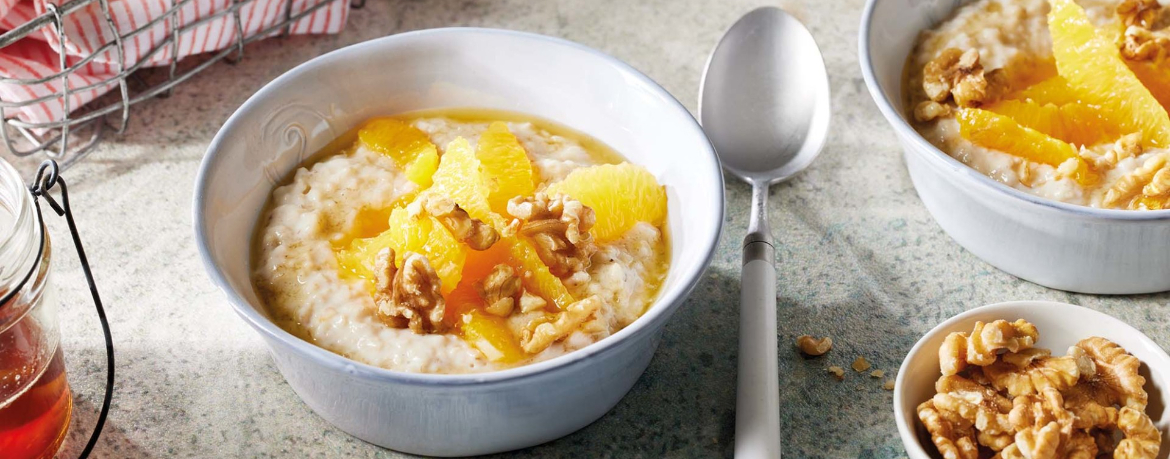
[373,249,447,334]
[508,193,598,277]
[477,264,522,317]
[922,48,1002,108]
[795,335,832,356]
[1117,0,1161,28]
[422,194,499,250]
[520,295,600,354]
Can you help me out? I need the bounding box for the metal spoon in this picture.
[698,7,830,458]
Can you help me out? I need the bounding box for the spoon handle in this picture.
[736,240,780,458]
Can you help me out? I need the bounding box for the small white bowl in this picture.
[859,0,1170,294]
[194,29,723,456]
[895,301,1170,459]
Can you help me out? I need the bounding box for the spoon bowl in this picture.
[699,7,831,186]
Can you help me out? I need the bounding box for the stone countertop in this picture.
[34,0,1170,457]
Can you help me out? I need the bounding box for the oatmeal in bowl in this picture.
[861,0,1170,293]
[195,28,721,456]
[253,112,670,373]
[906,0,1170,210]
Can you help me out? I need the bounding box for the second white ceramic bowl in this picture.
[194,29,723,456]
[895,301,1170,459]
[859,0,1170,294]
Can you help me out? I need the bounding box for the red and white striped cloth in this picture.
[0,0,348,124]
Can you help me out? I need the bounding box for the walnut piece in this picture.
[422,194,499,250]
[520,295,600,354]
[922,48,1000,108]
[941,332,970,376]
[1116,406,1160,459]
[1117,0,1162,28]
[852,356,871,372]
[933,375,1014,435]
[827,366,845,381]
[914,100,953,122]
[1081,132,1143,170]
[1012,421,1062,459]
[1076,337,1148,410]
[918,400,980,459]
[1143,165,1170,198]
[795,335,832,356]
[1002,348,1051,368]
[882,379,895,391]
[477,264,522,317]
[1122,25,1170,61]
[870,369,885,379]
[373,249,446,334]
[519,290,547,313]
[967,320,1039,366]
[1105,154,1166,208]
[508,193,598,277]
[983,350,1086,397]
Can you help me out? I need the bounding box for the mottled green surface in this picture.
[38,0,1170,457]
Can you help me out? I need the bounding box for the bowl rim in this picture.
[193,27,724,386]
[858,0,1170,221]
[892,300,1170,457]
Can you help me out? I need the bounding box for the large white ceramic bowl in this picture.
[895,301,1170,459]
[193,28,723,456]
[859,0,1170,294]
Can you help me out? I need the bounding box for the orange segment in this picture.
[335,206,467,294]
[430,137,506,228]
[957,108,1095,185]
[1048,0,1170,147]
[477,122,537,214]
[461,310,527,363]
[987,99,1117,147]
[543,163,667,241]
[358,118,440,186]
[511,238,574,309]
[1009,76,1083,106]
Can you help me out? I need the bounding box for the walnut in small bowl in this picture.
[892,301,1170,459]
[921,319,1157,458]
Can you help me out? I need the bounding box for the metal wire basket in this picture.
[0,0,363,169]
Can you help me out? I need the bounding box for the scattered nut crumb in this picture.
[827,366,845,381]
[851,356,871,372]
[795,335,832,356]
[883,380,895,391]
[870,369,885,379]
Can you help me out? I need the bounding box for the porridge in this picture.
[916,319,1159,458]
[251,111,669,373]
[905,0,1170,209]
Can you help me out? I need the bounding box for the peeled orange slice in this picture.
[430,137,506,228]
[543,163,667,241]
[477,122,537,214]
[510,238,575,309]
[958,108,1095,185]
[336,206,467,294]
[1048,0,1170,147]
[987,99,1116,147]
[358,118,440,186]
[461,309,527,363]
[1010,76,1083,106]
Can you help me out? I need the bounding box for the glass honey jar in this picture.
[0,158,111,459]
